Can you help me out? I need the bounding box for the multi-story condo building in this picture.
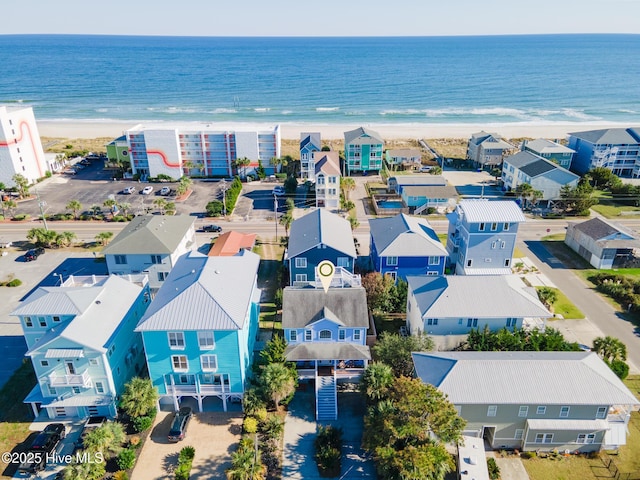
[344,127,384,175]
[0,105,47,186]
[522,138,575,170]
[120,123,280,179]
[300,132,321,180]
[567,128,640,177]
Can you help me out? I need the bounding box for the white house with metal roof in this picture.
[413,352,640,452]
[567,127,640,176]
[406,275,552,337]
[446,200,526,275]
[135,250,260,412]
[102,215,197,292]
[13,275,151,419]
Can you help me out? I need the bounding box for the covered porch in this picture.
[162,372,241,413]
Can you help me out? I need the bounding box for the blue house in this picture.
[446,200,526,275]
[283,286,371,420]
[135,250,260,412]
[344,126,384,175]
[300,132,322,181]
[286,209,357,286]
[369,213,447,280]
[13,275,151,419]
[567,128,640,176]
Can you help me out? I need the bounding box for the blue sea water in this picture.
[0,34,639,127]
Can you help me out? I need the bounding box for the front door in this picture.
[482,426,496,448]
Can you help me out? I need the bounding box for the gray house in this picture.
[565,217,640,269]
[413,351,640,452]
[466,131,514,167]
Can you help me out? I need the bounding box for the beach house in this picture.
[446,200,525,275]
[282,287,371,420]
[102,215,197,293]
[14,275,151,419]
[300,132,322,180]
[344,127,384,175]
[121,123,280,179]
[385,148,422,170]
[369,213,447,280]
[567,127,640,177]
[0,105,47,186]
[135,250,261,412]
[466,131,515,167]
[521,138,575,170]
[412,351,640,452]
[314,151,341,209]
[285,209,357,286]
[501,151,579,201]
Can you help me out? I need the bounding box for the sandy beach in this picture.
[35,119,631,142]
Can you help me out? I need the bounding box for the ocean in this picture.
[0,34,639,127]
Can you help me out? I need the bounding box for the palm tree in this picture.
[340,177,356,201]
[360,362,394,402]
[593,336,627,362]
[95,231,114,246]
[27,227,56,247]
[153,198,168,214]
[89,204,102,218]
[2,199,17,218]
[83,422,126,457]
[279,198,295,236]
[66,199,82,220]
[259,362,296,409]
[348,215,359,231]
[56,231,76,247]
[233,157,251,179]
[165,201,176,215]
[226,446,265,480]
[61,457,106,480]
[103,198,117,214]
[118,202,131,216]
[12,173,29,198]
[119,377,159,418]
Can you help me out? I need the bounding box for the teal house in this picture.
[13,275,151,419]
[135,250,261,412]
[344,126,384,175]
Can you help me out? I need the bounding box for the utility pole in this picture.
[219,179,228,216]
[36,189,48,231]
[274,193,278,241]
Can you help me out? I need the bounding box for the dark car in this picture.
[202,224,222,233]
[24,247,45,262]
[168,407,192,442]
[30,423,65,454]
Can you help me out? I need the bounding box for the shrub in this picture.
[12,214,29,221]
[608,359,630,380]
[179,445,195,462]
[487,457,500,480]
[129,436,142,449]
[274,288,283,310]
[116,448,136,470]
[206,200,224,217]
[112,215,128,222]
[133,415,154,433]
[243,416,258,434]
[520,451,536,459]
[6,279,22,287]
[259,414,283,440]
[113,471,129,480]
[175,446,195,480]
[315,425,342,476]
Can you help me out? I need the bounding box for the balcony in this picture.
[48,369,92,388]
[165,383,230,395]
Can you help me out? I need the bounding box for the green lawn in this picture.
[373,313,406,335]
[591,204,640,218]
[437,233,448,246]
[536,287,585,319]
[541,233,566,241]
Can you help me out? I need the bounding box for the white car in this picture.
[419,165,433,173]
[273,186,285,196]
[160,186,171,196]
[121,186,136,194]
[141,186,154,195]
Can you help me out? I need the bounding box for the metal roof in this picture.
[284,343,371,361]
[456,200,526,223]
[568,128,640,145]
[282,287,369,329]
[43,394,113,408]
[344,126,384,145]
[45,349,84,359]
[407,275,552,319]
[314,151,341,176]
[12,283,105,316]
[462,267,513,275]
[544,168,580,186]
[286,209,357,259]
[524,138,575,154]
[526,419,609,431]
[369,214,447,257]
[102,215,195,255]
[136,250,260,332]
[412,351,640,406]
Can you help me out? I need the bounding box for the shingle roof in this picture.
[412,351,640,406]
[102,215,195,255]
[286,209,357,259]
[406,275,551,319]
[524,138,575,154]
[300,132,321,150]
[402,185,459,199]
[389,175,448,186]
[284,343,371,361]
[504,151,542,169]
[568,128,640,145]
[136,250,260,332]
[568,218,640,250]
[369,214,447,257]
[282,287,369,329]
[519,158,557,178]
[314,151,341,177]
[208,231,256,257]
[386,148,421,158]
[456,200,526,223]
[344,126,384,145]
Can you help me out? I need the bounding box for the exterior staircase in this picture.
[316,374,337,420]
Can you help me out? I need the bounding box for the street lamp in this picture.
[36,189,48,231]
[219,179,228,216]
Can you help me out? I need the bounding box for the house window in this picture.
[295,274,307,282]
[72,386,81,394]
[491,222,498,231]
[319,330,332,340]
[504,259,511,267]
[305,330,312,341]
[537,406,547,415]
[337,257,349,268]
[467,259,472,267]
[48,385,57,395]
[428,256,440,265]
[201,355,218,371]
[24,317,33,327]
[171,355,188,371]
[114,255,127,265]
[427,318,438,326]
[95,382,105,394]
[198,331,215,349]
[535,433,553,444]
[501,241,506,249]
[596,407,607,419]
[560,406,570,418]
[295,257,307,268]
[487,405,497,417]
[290,330,297,342]
[168,332,185,349]
[387,271,397,281]
[151,255,162,264]
[506,318,517,327]
[158,271,168,282]
[518,406,529,417]
[427,271,438,276]
[40,360,49,367]
[39,317,47,327]
[504,223,510,231]
[354,329,361,341]
[387,256,398,266]
[479,223,485,231]
[338,330,345,340]
[467,318,478,328]
[577,433,596,444]
[514,429,524,440]
[53,316,60,323]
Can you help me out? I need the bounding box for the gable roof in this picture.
[412,351,640,406]
[505,151,542,169]
[544,168,580,186]
[286,209,357,259]
[102,215,195,255]
[282,287,369,329]
[456,200,526,223]
[524,138,575,154]
[407,275,551,319]
[568,128,640,145]
[569,217,640,249]
[506,152,579,185]
[314,151,341,177]
[208,231,257,257]
[285,342,371,361]
[369,214,447,257]
[136,250,260,332]
[344,126,384,145]
[519,158,558,178]
[300,132,321,151]
[386,148,421,158]
[470,131,513,150]
[21,276,143,355]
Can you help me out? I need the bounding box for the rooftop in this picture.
[369,213,447,257]
[456,199,526,223]
[208,231,257,257]
[286,209,357,259]
[102,215,195,255]
[568,127,640,145]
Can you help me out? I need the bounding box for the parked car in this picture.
[121,186,136,195]
[159,186,171,196]
[202,224,222,233]
[62,169,77,175]
[30,423,66,453]
[419,165,433,172]
[24,247,45,262]
[80,159,91,165]
[168,407,192,442]
[141,186,154,195]
[273,185,285,196]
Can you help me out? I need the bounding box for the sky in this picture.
[4,0,640,36]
